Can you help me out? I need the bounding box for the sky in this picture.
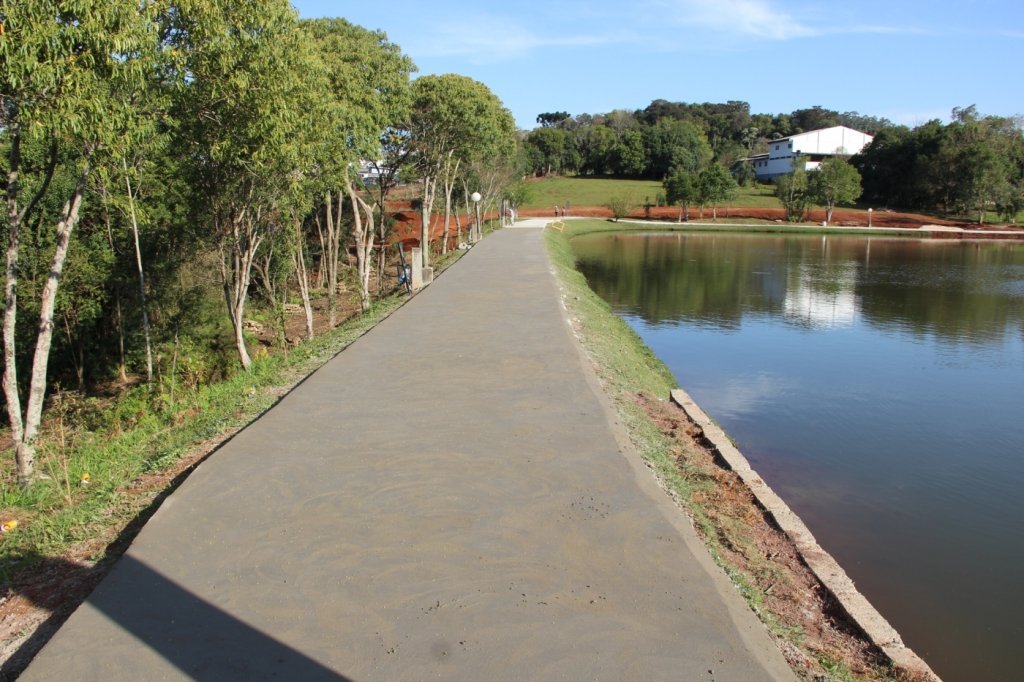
[292,0,1023,131]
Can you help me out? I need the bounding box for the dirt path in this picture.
[20,229,794,680]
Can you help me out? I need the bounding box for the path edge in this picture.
[669,387,941,682]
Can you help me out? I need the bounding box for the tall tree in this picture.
[304,17,414,310]
[808,157,862,225]
[663,169,699,222]
[2,0,154,485]
[408,74,515,266]
[166,0,310,370]
[775,161,810,222]
[696,165,737,221]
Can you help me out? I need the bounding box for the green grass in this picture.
[556,216,923,240]
[521,176,783,211]
[521,177,664,210]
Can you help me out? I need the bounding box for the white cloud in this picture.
[406,13,627,63]
[653,0,818,40]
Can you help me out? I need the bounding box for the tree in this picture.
[808,157,863,225]
[612,129,646,177]
[643,118,713,179]
[775,161,811,222]
[663,170,699,222]
[408,74,515,265]
[536,111,570,127]
[605,195,633,222]
[697,165,737,221]
[304,18,414,309]
[2,0,155,486]
[790,106,840,133]
[524,126,568,176]
[167,0,311,370]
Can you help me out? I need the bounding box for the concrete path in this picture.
[23,229,794,681]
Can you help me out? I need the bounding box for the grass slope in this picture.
[522,176,781,210]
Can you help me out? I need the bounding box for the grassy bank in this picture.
[522,176,780,211]
[545,222,911,681]
[555,216,924,240]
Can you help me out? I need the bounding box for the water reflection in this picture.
[572,232,1024,682]
[574,233,1024,344]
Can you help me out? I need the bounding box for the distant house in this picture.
[358,160,396,185]
[741,126,873,181]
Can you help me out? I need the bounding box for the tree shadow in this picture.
[4,553,350,680]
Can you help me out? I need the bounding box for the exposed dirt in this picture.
[634,393,931,682]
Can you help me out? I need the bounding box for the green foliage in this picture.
[852,107,1024,223]
[605,194,634,221]
[734,162,757,188]
[807,157,862,224]
[775,162,810,222]
[663,169,699,222]
[696,165,737,219]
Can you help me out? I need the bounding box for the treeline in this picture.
[523,103,892,179]
[523,101,1024,222]
[852,106,1024,222]
[1,1,516,486]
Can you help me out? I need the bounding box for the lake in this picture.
[572,231,1024,682]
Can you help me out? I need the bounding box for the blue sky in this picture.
[293,1,1023,130]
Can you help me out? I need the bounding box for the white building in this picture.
[744,126,873,181]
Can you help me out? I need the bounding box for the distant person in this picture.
[555,205,560,217]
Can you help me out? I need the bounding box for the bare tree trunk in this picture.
[292,215,314,340]
[18,167,90,486]
[325,191,345,327]
[313,209,327,290]
[123,159,153,383]
[420,175,435,269]
[4,126,61,486]
[344,177,376,312]
[99,183,128,382]
[219,202,262,371]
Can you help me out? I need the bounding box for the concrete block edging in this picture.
[669,388,940,682]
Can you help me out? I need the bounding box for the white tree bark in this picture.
[292,215,314,340]
[123,158,153,382]
[344,177,376,312]
[20,168,90,485]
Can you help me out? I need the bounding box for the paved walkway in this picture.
[24,228,794,681]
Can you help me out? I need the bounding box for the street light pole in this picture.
[471,191,482,243]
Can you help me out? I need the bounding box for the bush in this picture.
[605,194,634,222]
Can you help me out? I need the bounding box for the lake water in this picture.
[572,232,1024,682]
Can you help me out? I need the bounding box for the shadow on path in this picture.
[8,555,348,680]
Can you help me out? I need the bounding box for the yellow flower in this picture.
[81,473,91,486]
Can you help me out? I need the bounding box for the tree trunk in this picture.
[291,214,315,341]
[17,167,90,486]
[4,125,61,487]
[123,159,153,383]
[420,175,435,269]
[219,204,262,371]
[344,177,376,312]
[99,184,128,382]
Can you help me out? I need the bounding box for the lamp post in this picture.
[471,191,482,243]
[867,207,873,228]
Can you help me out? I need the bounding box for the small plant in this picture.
[605,194,634,222]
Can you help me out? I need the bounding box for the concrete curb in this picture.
[669,387,941,682]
